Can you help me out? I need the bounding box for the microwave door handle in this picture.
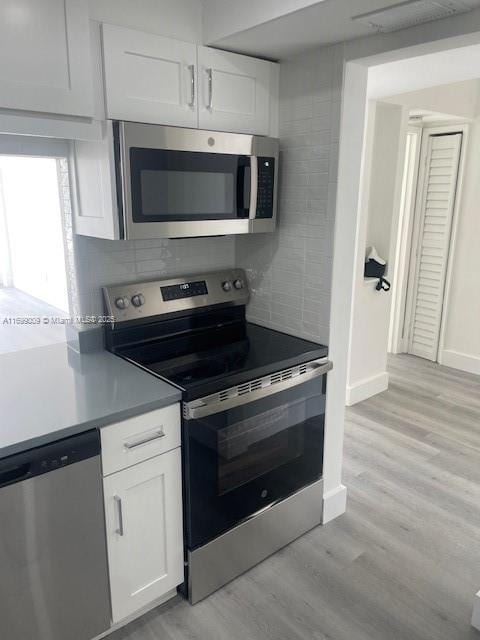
[236,163,250,215]
[249,156,258,220]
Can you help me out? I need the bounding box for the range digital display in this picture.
[161,280,208,301]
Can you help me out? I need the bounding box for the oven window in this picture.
[184,375,325,549]
[130,148,250,222]
[218,402,304,496]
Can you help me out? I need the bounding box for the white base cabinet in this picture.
[101,408,184,624]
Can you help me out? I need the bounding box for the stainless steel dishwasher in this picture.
[0,430,111,640]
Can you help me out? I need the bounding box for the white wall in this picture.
[365,103,409,261]
[346,101,408,405]
[88,0,202,42]
[384,79,480,118]
[440,117,480,374]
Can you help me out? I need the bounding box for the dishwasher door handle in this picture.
[114,495,124,536]
[0,463,31,488]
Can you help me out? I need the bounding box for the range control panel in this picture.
[161,280,208,302]
[103,269,250,326]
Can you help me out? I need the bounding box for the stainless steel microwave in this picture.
[112,121,279,240]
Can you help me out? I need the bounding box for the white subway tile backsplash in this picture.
[74,236,235,315]
[236,44,341,344]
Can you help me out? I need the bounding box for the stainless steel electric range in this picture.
[103,269,332,604]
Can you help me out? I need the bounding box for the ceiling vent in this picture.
[352,0,472,33]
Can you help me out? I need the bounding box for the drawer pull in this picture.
[124,429,165,450]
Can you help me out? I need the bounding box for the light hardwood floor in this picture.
[111,354,480,640]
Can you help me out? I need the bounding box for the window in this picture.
[0,137,76,354]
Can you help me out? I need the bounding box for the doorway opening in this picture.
[0,139,76,354]
[329,35,480,629]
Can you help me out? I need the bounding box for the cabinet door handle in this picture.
[114,495,124,536]
[124,429,165,449]
[188,64,195,107]
[206,68,213,110]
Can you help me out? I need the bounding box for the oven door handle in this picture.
[183,358,332,420]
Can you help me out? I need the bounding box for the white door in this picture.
[103,449,184,623]
[0,0,93,117]
[406,131,462,361]
[198,47,273,135]
[102,24,198,128]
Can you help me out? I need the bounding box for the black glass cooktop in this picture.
[118,322,327,400]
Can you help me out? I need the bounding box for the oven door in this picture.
[116,121,257,239]
[183,360,331,550]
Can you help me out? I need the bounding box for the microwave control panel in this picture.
[256,157,275,219]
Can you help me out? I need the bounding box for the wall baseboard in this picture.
[322,484,347,524]
[346,372,389,406]
[472,591,480,631]
[439,349,480,376]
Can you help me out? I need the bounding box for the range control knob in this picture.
[222,281,232,292]
[233,279,244,290]
[131,293,145,308]
[114,296,130,310]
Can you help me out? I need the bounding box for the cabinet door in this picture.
[73,121,120,240]
[103,449,184,623]
[102,24,198,128]
[198,47,274,135]
[0,0,93,117]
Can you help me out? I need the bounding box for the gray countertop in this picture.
[0,343,181,460]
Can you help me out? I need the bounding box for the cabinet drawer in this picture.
[101,404,180,476]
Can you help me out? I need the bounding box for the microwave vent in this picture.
[352,0,471,33]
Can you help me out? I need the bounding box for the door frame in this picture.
[402,123,469,362]
[388,124,422,354]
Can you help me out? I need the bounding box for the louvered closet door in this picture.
[408,132,462,361]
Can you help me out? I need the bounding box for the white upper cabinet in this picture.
[102,24,198,128]
[197,47,273,135]
[0,0,93,117]
[100,24,278,135]
[73,122,119,240]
